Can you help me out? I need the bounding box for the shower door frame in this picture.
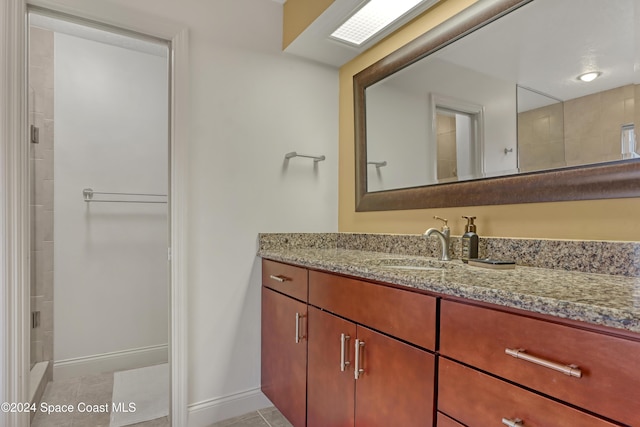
[1,1,189,426]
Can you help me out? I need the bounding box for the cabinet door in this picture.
[354,326,435,427]
[307,307,356,427]
[261,288,307,427]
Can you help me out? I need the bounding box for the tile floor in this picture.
[31,372,169,427]
[209,407,293,427]
[31,371,289,427]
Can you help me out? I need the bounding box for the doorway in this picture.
[28,10,170,426]
[431,94,485,183]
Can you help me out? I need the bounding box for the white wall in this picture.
[366,84,431,191]
[186,33,338,427]
[423,59,517,175]
[186,41,337,420]
[40,0,339,423]
[54,33,169,369]
[372,57,518,181]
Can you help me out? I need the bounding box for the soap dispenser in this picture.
[461,216,479,263]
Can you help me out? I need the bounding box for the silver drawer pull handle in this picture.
[340,334,351,372]
[269,274,289,283]
[295,313,305,343]
[505,348,582,378]
[502,418,524,427]
[354,339,365,380]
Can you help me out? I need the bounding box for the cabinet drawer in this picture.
[436,412,464,427]
[262,260,308,302]
[438,358,619,427]
[440,300,640,426]
[309,270,436,351]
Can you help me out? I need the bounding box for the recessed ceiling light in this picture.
[331,0,436,47]
[577,71,602,82]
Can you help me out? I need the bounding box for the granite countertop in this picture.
[258,247,640,334]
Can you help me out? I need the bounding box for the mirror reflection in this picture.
[365,0,639,193]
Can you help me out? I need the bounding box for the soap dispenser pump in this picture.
[461,216,479,263]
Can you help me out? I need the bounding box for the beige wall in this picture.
[338,0,640,241]
[283,0,334,49]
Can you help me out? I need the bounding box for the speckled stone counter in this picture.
[258,233,640,334]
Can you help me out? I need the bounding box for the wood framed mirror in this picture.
[354,0,640,211]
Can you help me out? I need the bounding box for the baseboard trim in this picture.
[188,387,272,427]
[53,344,168,380]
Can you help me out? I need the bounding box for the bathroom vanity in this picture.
[259,234,640,427]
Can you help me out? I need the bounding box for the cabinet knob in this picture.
[502,418,524,427]
[269,274,289,283]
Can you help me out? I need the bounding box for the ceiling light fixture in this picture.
[577,71,602,82]
[331,0,436,47]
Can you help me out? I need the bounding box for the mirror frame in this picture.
[354,0,640,211]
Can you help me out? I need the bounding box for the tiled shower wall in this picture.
[565,84,635,165]
[518,84,636,172]
[29,26,54,381]
[517,101,564,172]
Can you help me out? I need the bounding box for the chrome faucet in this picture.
[425,216,451,261]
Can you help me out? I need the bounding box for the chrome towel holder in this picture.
[83,188,167,204]
[284,151,325,163]
[368,161,387,168]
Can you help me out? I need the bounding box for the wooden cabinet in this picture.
[436,412,466,427]
[262,259,308,301]
[261,261,308,427]
[440,299,640,426]
[308,270,437,351]
[262,261,437,427]
[307,306,356,427]
[307,306,435,427]
[262,258,640,427]
[354,325,434,427]
[439,358,619,427]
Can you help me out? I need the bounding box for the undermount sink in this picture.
[367,257,456,271]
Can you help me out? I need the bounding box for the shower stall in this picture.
[28,12,170,422]
[28,23,55,406]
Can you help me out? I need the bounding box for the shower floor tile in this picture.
[30,372,169,427]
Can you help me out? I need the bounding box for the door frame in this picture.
[0,1,189,426]
[430,93,485,181]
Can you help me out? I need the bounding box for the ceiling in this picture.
[283,0,441,67]
[382,0,637,110]
[438,0,635,102]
